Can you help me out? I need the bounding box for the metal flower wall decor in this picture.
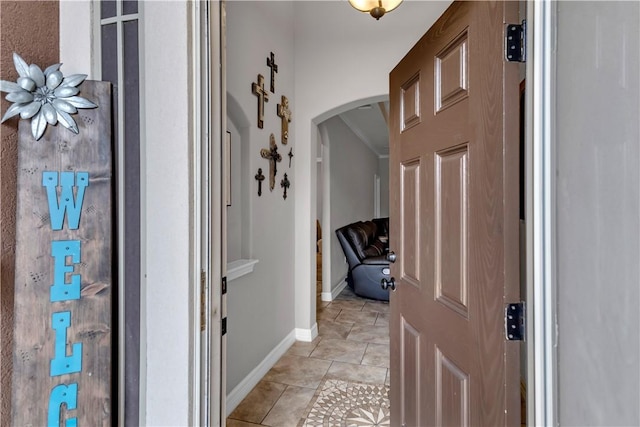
[0,53,97,140]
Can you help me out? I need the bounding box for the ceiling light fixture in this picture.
[348,0,403,20]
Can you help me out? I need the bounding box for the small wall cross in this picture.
[260,133,282,191]
[266,52,278,93]
[255,168,265,196]
[277,95,292,145]
[280,173,290,200]
[251,74,269,129]
[288,148,293,168]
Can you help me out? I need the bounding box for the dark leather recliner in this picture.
[335,218,390,301]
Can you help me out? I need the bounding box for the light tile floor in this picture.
[226,285,390,427]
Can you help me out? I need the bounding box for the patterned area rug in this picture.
[298,378,390,426]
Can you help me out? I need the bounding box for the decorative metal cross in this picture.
[255,168,265,196]
[266,52,278,93]
[288,148,293,167]
[280,173,290,200]
[251,74,269,129]
[277,95,292,145]
[260,133,282,191]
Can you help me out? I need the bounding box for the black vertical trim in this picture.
[123,19,141,427]
[101,5,141,426]
[519,81,525,221]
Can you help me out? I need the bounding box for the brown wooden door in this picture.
[388,2,521,426]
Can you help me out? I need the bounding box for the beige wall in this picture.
[225,0,297,399]
[0,1,59,423]
[321,115,380,292]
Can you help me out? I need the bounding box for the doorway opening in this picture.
[220,1,531,424]
[314,96,390,304]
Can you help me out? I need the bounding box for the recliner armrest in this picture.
[361,255,388,265]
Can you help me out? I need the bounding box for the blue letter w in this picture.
[42,172,89,231]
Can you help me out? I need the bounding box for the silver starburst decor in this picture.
[0,53,97,141]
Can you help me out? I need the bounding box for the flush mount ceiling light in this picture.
[348,0,403,20]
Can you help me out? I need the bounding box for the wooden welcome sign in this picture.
[11,81,112,426]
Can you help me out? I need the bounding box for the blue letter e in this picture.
[50,240,81,302]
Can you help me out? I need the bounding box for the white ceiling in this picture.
[294,1,452,159]
[338,101,390,157]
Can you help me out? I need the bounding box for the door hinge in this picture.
[222,276,227,295]
[200,270,207,331]
[505,20,526,62]
[505,302,525,341]
[221,317,227,336]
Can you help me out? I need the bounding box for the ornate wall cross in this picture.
[260,133,282,191]
[280,173,290,200]
[266,52,278,93]
[251,74,269,128]
[255,168,265,196]
[277,95,292,145]
[288,148,293,167]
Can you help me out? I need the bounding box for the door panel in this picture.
[435,144,469,318]
[401,318,421,426]
[400,160,421,288]
[436,347,469,427]
[389,2,520,425]
[435,30,469,113]
[400,74,421,131]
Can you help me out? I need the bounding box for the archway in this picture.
[311,94,390,314]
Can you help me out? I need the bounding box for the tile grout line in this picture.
[360,342,370,365]
[259,384,287,426]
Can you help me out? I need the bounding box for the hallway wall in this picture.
[378,157,390,218]
[321,116,380,292]
[225,0,296,395]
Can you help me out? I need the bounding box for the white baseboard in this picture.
[321,279,348,302]
[295,323,318,342]
[226,329,296,414]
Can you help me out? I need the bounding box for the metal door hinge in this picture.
[200,270,207,331]
[222,276,227,295]
[221,317,227,336]
[505,20,526,62]
[505,302,525,341]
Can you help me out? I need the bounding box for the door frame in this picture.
[197,0,560,425]
[194,1,225,425]
[525,0,558,425]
